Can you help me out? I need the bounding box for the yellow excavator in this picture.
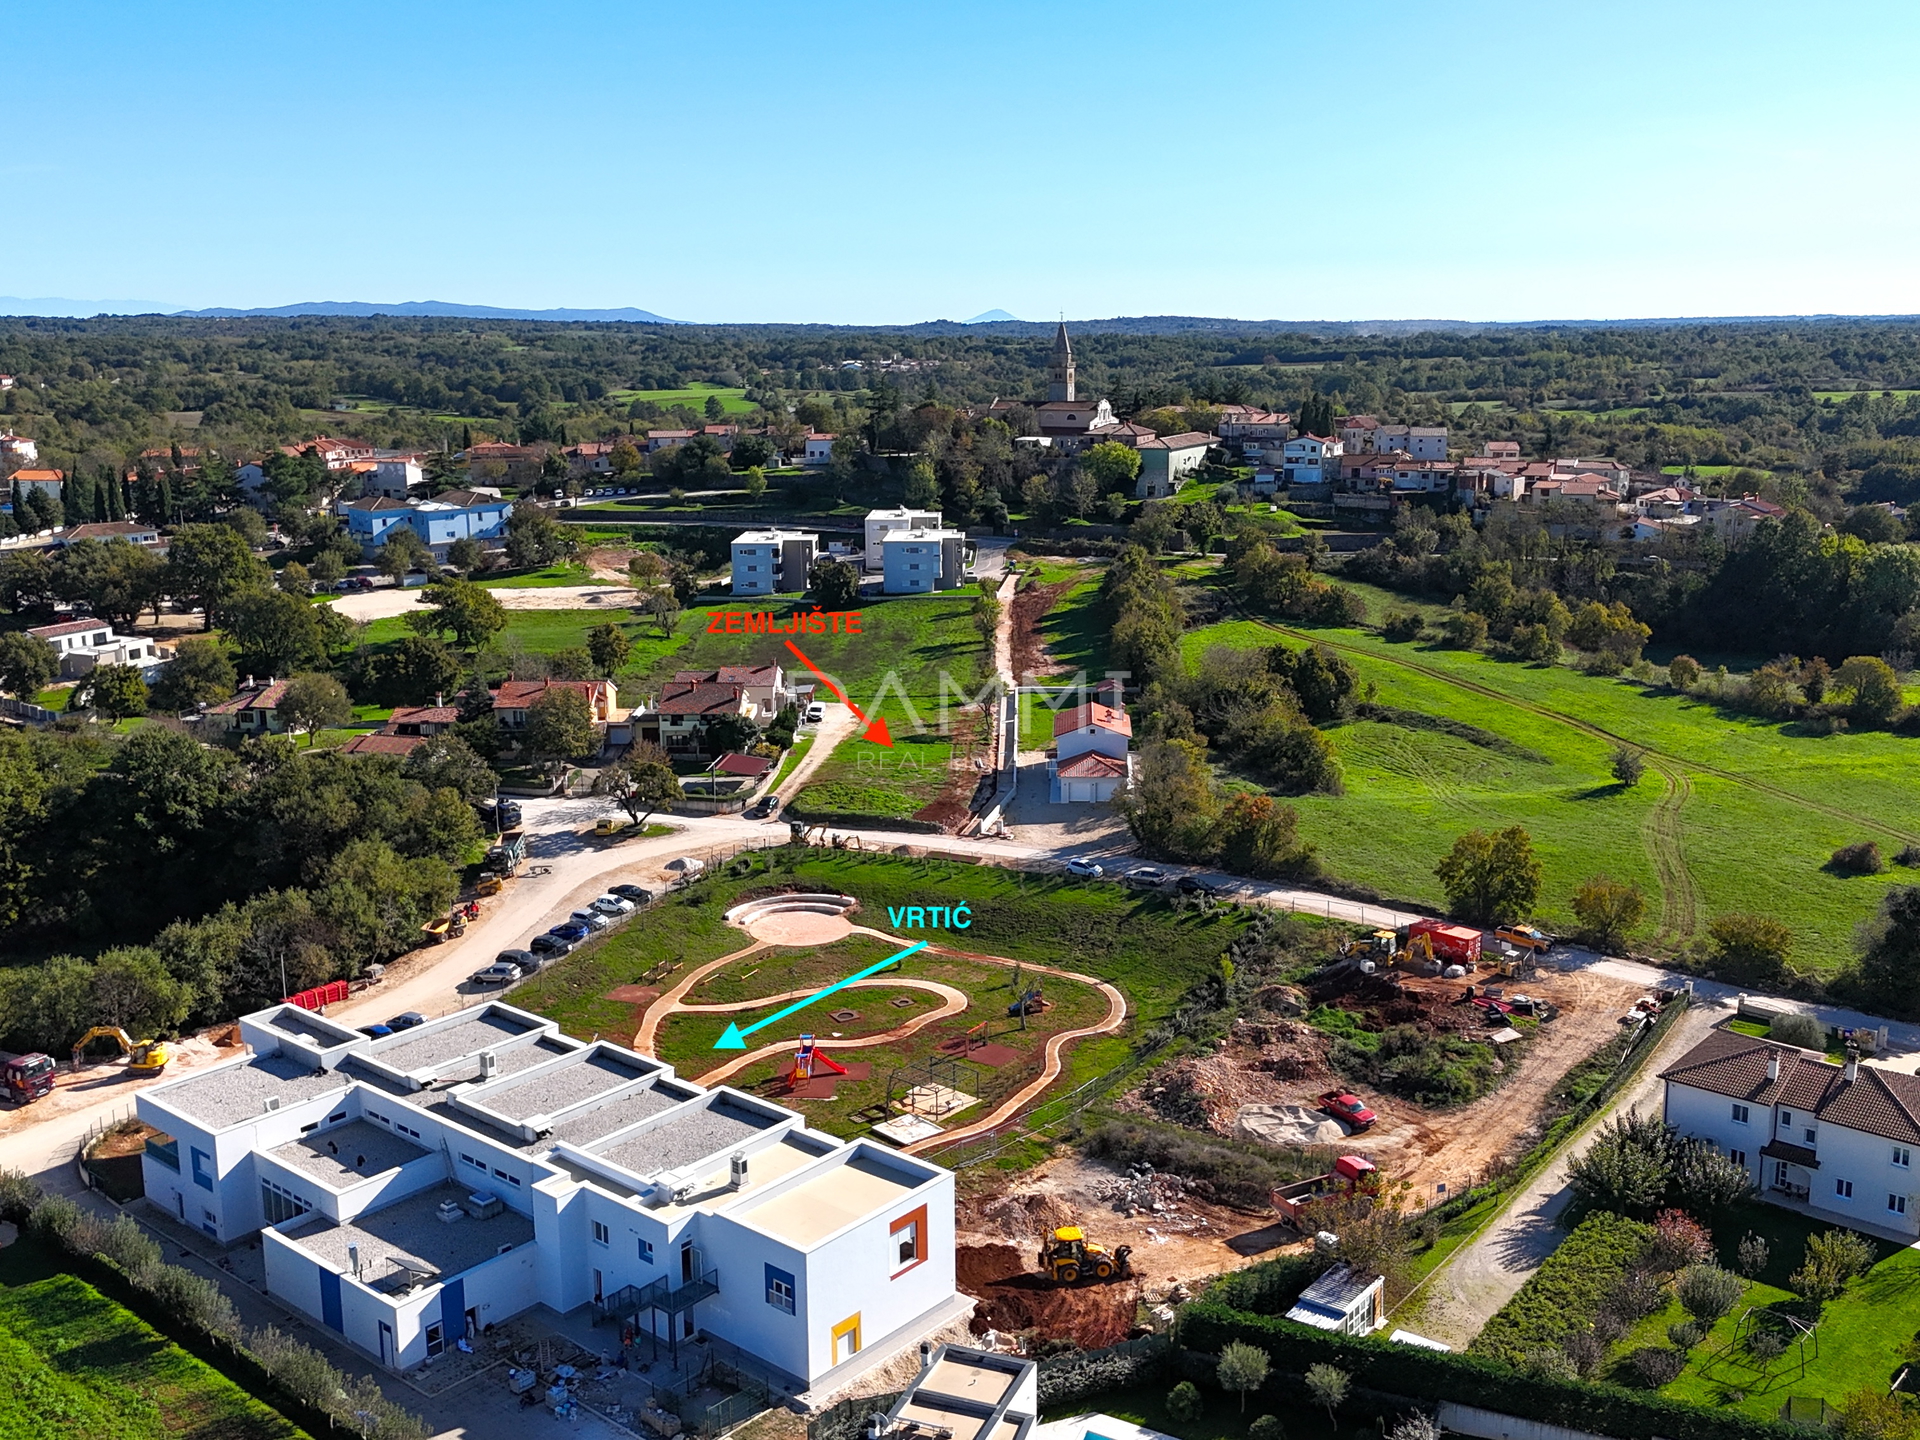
[71,1027,170,1075]
[1038,1226,1133,1285]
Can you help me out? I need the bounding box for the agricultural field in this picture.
[604,382,755,414]
[1179,575,1920,970]
[0,1250,311,1440]
[362,605,705,681]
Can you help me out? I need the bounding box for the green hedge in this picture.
[1471,1211,1653,1364]
[1180,1301,1802,1440]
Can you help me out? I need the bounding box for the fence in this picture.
[916,1037,1169,1168]
[0,695,59,725]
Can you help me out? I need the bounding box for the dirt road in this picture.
[327,583,641,623]
[1401,992,1723,1347]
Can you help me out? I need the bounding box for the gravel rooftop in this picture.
[282,1182,534,1292]
[368,1011,540,1074]
[263,1008,355,1046]
[160,1052,352,1129]
[269,1119,430,1187]
[541,1081,689,1150]
[479,1052,657,1121]
[594,1097,776,1178]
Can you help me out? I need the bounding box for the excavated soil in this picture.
[956,1242,1141,1349]
[1010,575,1080,681]
[913,706,990,833]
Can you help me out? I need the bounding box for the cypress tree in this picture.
[156,472,173,524]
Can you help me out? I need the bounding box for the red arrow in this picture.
[784,639,893,746]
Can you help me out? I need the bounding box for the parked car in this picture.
[359,1023,394,1038]
[1176,875,1226,897]
[1064,858,1103,878]
[591,895,636,916]
[1123,866,1167,889]
[608,884,654,904]
[548,921,592,945]
[805,703,825,723]
[495,949,538,973]
[470,962,522,987]
[529,933,572,958]
[1318,1089,1377,1130]
[385,1011,427,1030]
[570,908,611,931]
[752,793,781,818]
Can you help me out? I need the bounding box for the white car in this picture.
[805,703,825,723]
[592,894,636,916]
[570,908,611,931]
[1065,858,1104,878]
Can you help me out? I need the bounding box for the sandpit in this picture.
[724,893,858,946]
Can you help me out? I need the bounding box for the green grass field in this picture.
[1180,574,1920,968]
[606,383,756,415]
[362,606,706,684]
[511,849,1254,1080]
[0,1247,311,1439]
[477,561,593,587]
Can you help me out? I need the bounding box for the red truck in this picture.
[1409,919,1483,967]
[2,1052,55,1105]
[1272,1154,1378,1229]
[1319,1089,1377,1130]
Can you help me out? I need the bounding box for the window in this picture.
[492,1167,521,1187]
[1731,1103,1750,1124]
[1806,1127,1818,1144]
[639,1239,655,1264]
[461,1153,486,1172]
[766,1264,796,1314]
[1894,1194,1910,1216]
[593,1221,610,1246]
[1836,1178,1854,1200]
[1729,1149,1747,1167]
[1779,1110,1793,1127]
[190,1147,215,1192]
[425,1322,445,1358]
[1897,1148,1912,1169]
[261,1180,311,1225]
[889,1205,928,1276]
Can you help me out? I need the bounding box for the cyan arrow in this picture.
[713,941,928,1049]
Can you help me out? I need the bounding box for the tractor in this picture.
[1037,1226,1133,1285]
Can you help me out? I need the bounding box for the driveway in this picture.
[1401,984,1725,1347]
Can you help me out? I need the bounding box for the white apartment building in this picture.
[136,1001,962,1385]
[1376,425,1449,460]
[29,617,170,680]
[365,459,424,499]
[1662,1027,1920,1238]
[1280,435,1343,486]
[880,527,967,594]
[863,508,941,572]
[731,530,818,596]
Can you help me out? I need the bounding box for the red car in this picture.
[1318,1089,1377,1130]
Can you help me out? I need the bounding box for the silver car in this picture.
[570,908,611,931]
[591,895,636,916]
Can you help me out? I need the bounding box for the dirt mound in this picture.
[956,1243,1139,1349]
[969,1194,1076,1246]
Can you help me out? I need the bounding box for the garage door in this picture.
[1067,782,1094,802]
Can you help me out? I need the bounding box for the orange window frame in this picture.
[889,1204,928,1276]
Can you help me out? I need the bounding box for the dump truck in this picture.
[70,1027,169,1074]
[1271,1154,1378,1230]
[484,829,527,876]
[1408,919,1482,966]
[1037,1226,1133,1284]
[1,1052,55,1104]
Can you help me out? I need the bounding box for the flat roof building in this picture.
[731,529,818,597]
[137,1000,963,1390]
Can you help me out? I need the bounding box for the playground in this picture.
[636,893,1128,1153]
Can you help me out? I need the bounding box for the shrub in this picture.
[1705,913,1794,986]
[1249,1416,1285,1440]
[1218,1341,1272,1411]
[1768,1012,1827,1051]
[1524,1346,1581,1381]
[1566,1112,1673,1217]
[1167,1381,1203,1422]
[1472,1212,1655,1364]
[1082,1120,1308,1210]
[1670,1138,1756,1214]
[1304,1363,1349,1423]
[1388,1414,1442,1440]
[1746,1328,1788,1361]
[1572,875,1647,950]
[1737,1231,1770,1277]
[1791,1228,1876,1302]
[1668,654,1702,690]
[1897,845,1920,868]
[0,1166,44,1223]
[1443,611,1489,649]
[1675,1265,1745,1323]
[1611,747,1646,787]
[1832,841,1886,875]
[1649,1210,1715,1271]
[1382,610,1426,642]
[1627,1347,1687,1388]
[1668,1320,1705,1350]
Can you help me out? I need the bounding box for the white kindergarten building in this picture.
[1662,1027,1920,1238]
[135,1001,962,1386]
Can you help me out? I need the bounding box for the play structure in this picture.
[784,1034,849,1093]
[1007,986,1052,1018]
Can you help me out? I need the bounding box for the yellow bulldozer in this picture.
[1037,1226,1133,1285]
[71,1026,169,1075]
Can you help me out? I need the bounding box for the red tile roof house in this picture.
[1049,701,1132,803]
[672,664,796,715]
[338,732,426,758]
[383,704,459,738]
[1661,1027,1920,1237]
[203,680,290,736]
[491,679,618,730]
[640,680,758,754]
[708,752,774,779]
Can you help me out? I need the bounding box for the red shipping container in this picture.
[1409,919,1482,965]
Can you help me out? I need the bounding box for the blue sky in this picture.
[6,0,1918,323]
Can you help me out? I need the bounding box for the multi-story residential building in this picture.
[135,1001,962,1384]
[1375,425,1449,460]
[1135,434,1213,498]
[879,527,967,594]
[343,491,513,559]
[731,530,818,596]
[864,509,942,572]
[1280,435,1343,486]
[363,459,423,499]
[1662,1027,1920,1237]
[29,617,170,680]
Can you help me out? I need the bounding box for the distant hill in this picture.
[169,299,683,323]
[0,296,176,317]
[962,309,1022,324]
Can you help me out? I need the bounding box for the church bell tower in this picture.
[1047,321,1075,403]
